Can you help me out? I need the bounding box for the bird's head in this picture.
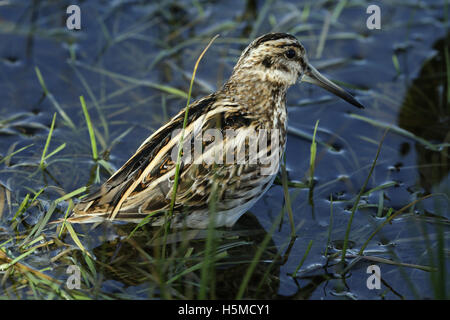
[231,33,364,109]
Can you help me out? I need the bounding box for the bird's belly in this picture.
[166,165,278,229]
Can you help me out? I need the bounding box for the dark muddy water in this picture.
[0,0,448,299]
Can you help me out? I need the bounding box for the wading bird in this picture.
[67,33,364,228]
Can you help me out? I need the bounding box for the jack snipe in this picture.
[68,33,364,228]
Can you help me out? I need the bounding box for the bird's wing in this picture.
[70,93,254,223]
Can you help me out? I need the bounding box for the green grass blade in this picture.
[72,61,189,99]
[43,143,66,161]
[349,114,450,151]
[324,195,334,257]
[163,35,219,255]
[55,186,87,205]
[341,130,387,263]
[35,67,76,129]
[72,65,109,142]
[292,240,313,277]
[309,120,319,187]
[0,144,33,165]
[40,113,57,169]
[199,180,219,299]
[445,46,450,104]
[80,96,98,161]
[11,193,29,222]
[358,193,438,255]
[236,208,285,299]
[281,160,295,236]
[65,222,94,259]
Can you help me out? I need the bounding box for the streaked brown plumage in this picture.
[67,33,364,228]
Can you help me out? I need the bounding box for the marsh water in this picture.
[0,0,448,299]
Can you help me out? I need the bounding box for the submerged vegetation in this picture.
[0,0,448,299]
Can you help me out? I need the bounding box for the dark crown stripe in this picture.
[253,33,297,47]
[239,33,298,61]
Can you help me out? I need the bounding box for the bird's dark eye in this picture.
[285,49,296,59]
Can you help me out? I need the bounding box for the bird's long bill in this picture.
[302,64,364,109]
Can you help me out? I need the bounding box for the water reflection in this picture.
[88,213,282,299]
[397,34,449,192]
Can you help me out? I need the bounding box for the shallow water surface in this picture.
[0,0,448,299]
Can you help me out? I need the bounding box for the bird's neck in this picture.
[221,77,288,125]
